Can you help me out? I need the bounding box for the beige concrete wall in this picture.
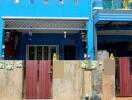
[102,59,115,100]
[53,61,92,100]
[0,61,23,100]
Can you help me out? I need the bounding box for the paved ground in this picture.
[116,97,132,100]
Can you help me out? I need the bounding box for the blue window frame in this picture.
[29,0,34,4]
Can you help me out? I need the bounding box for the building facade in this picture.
[1,0,132,99]
[94,0,132,58]
[1,0,132,60]
[0,0,94,60]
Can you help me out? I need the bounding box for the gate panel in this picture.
[25,60,38,99]
[119,57,131,96]
[38,60,52,99]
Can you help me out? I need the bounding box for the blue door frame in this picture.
[0,18,4,59]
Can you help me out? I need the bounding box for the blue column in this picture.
[87,20,95,60]
[0,18,3,59]
[87,0,95,60]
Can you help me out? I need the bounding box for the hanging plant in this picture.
[121,0,131,9]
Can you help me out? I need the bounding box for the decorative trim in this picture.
[2,16,89,21]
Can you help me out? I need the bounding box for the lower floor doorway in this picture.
[64,45,76,60]
[26,45,59,60]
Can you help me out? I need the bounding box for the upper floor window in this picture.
[44,0,48,4]
[15,0,19,4]
[29,0,34,4]
[74,0,78,5]
[59,0,64,4]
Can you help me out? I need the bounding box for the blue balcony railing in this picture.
[94,0,132,10]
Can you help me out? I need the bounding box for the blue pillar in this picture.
[0,18,3,59]
[87,20,95,60]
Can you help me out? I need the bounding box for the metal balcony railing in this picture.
[94,0,132,10]
[103,0,132,10]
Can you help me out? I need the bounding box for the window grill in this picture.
[44,0,48,4]
[74,0,78,4]
[59,0,64,4]
[29,0,34,4]
[4,19,87,31]
[27,45,58,60]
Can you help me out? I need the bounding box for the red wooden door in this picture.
[38,60,52,99]
[24,60,52,99]
[119,57,132,96]
[25,60,38,99]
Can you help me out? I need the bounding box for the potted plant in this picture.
[121,0,131,9]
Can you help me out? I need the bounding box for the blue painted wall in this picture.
[16,33,84,60]
[0,0,90,17]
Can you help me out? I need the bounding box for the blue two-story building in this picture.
[94,0,132,57]
[0,0,95,60]
[1,0,132,60]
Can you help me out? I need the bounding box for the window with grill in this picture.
[44,0,48,4]
[59,0,63,4]
[27,45,59,60]
[43,46,49,60]
[29,0,34,4]
[74,0,78,5]
[15,0,19,4]
[36,46,42,60]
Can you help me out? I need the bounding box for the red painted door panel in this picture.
[119,57,132,96]
[25,60,38,99]
[24,60,52,99]
[38,60,52,99]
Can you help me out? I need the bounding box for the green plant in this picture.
[121,0,131,9]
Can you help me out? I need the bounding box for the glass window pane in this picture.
[36,46,42,60]
[43,46,49,60]
[74,0,78,4]
[29,46,35,60]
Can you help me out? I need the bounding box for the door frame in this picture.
[26,45,59,60]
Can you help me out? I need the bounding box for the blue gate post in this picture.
[87,20,95,60]
[87,0,95,60]
[0,18,3,59]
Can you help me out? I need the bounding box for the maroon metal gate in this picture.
[24,60,52,99]
[118,57,132,96]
